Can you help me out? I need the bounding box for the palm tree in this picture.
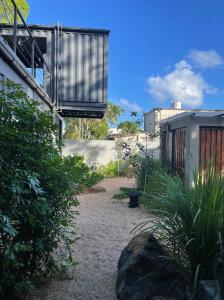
[64,102,123,140]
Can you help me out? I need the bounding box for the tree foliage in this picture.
[64,102,123,140]
[118,121,141,135]
[0,81,101,297]
[0,0,29,23]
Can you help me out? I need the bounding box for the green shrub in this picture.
[113,187,140,200]
[98,159,132,177]
[139,168,224,291]
[64,155,103,193]
[0,81,99,297]
[135,156,168,208]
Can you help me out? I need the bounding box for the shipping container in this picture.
[0,24,109,118]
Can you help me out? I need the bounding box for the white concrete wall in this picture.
[144,109,156,133]
[62,140,117,166]
[62,138,160,166]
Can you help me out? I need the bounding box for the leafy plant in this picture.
[0,81,99,297]
[113,187,140,200]
[138,167,224,292]
[63,155,103,193]
[117,120,142,135]
[135,156,165,192]
[0,0,29,23]
[64,102,123,140]
[98,159,132,177]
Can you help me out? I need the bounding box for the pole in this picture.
[31,40,35,77]
[13,5,17,53]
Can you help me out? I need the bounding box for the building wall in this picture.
[62,136,160,167]
[144,109,156,132]
[0,56,50,111]
[144,108,193,133]
[163,116,224,186]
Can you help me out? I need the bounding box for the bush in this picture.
[98,159,132,177]
[135,156,163,190]
[139,168,224,292]
[64,155,103,193]
[0,82,99,297]
[113,187,140,200]
[134,156,167,205]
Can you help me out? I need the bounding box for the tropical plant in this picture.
[105,102,123,126]
[0,81,101,297]
[64,102,123,140]
[62,155,103,193]
[98,159,132,178]
[135,156,165,191]
[0,0,29,23]
[139,167,224,293]
[118,121,141,135]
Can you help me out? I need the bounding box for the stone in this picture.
[116,232,187,300]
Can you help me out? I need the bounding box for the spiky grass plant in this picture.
[134,156,165,192]
[138,167,224,290]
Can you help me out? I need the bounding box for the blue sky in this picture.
[28,0,224,120]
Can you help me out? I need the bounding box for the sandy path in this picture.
[30,177,147,300]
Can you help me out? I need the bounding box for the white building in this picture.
[143,100,224,158]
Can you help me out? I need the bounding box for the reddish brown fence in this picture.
[199,127,224,174]
[172,128,186,178]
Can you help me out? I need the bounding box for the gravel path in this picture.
[30,177,147,300]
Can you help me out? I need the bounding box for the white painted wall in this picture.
[62,140,117,166]
[62,137,160,167]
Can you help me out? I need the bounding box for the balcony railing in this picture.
[0,0,53,98]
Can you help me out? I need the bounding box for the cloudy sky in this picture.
[28,0,224,119]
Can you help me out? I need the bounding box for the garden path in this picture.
[31,177,147,300]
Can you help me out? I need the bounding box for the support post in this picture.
[31,40,35,77]
[13,5,17,53]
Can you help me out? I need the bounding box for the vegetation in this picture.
[135,156,165,192]
[98,159,132,178]
[113,187,140,200]
[117,121,142,135]
[135,156,224,293]
[66,155,103,192]
[0,0,29,23]
[64,102,123,140]
[0,81,101,297]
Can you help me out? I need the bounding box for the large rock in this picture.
[116,232,187,300]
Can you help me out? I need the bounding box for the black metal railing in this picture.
[0,0,53,98]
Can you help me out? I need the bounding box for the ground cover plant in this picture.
[136,157,224,295]
[0,81,101,298]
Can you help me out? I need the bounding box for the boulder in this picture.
[116,232,187,300]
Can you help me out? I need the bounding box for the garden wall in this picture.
[62,138,160,167]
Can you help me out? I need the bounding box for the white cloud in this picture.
[147,60,209,107]
[119,98,142,112]
[188,49,224,69]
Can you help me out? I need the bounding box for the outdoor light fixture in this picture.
[128,191,140,208]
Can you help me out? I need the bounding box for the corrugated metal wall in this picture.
[199,127,224,174]
[1,25,109,117]
[58,31,108,104]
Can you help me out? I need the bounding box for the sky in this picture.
[28,0,224,121]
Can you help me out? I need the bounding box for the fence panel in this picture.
[172,128,186,178]
[199,127,224,174]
